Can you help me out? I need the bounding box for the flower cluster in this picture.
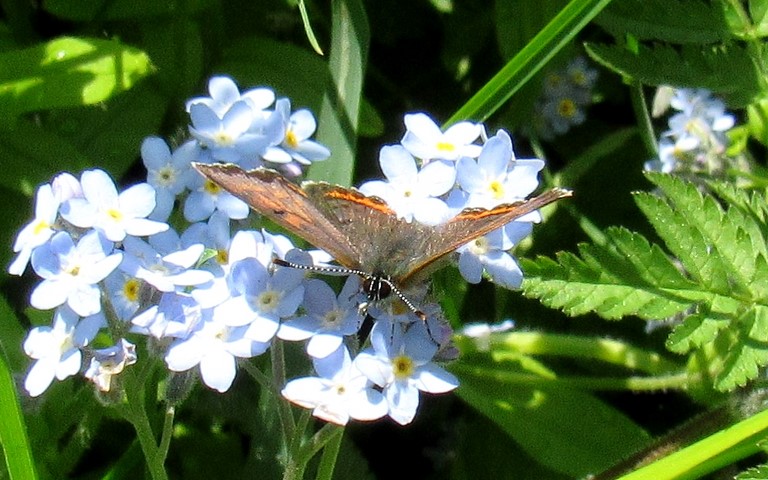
[644,87,740,177]
[532,57,598,140]
[359,113,546,289]
[10,75,550,426]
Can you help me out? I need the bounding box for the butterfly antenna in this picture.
[272,257,368,277]
[273,258,428,321]
[273,257,438,344]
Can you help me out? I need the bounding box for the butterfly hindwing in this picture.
[303,182,436,280]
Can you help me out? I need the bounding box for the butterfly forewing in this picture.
[398,187,572,283]
[193,163,361,268]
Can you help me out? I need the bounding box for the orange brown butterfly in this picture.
[193,163,571,320]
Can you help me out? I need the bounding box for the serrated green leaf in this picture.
[526,174,768,392]
[522,226,700,320]
[736,462,768,480]
[641,173,766,299]
[704,307,768,391]
[585,42,760,107]
[596,0,731,44]
[0,37,153,120]
[635,179,736,294]
[666,313,730,354]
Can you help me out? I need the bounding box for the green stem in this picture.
[451,364,692,392]
[458,332,680,375]
[629,81,658,158]
[271,341,297,444]
[315,425,344,480]
[122,371,169,480]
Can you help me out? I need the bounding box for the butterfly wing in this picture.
[192,163,363,269]
[398,187,572,283]
[304,182,571,284]
[302,182,433,278]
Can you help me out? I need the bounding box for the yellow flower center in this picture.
[216,249,229,265]
[285,129,299,148]
[489,180,504,199]
[33,220,51,236]
[436,141,455,152]
[107,208,123,221]
[123,278,142,302]
[392,354,415,379]
[204,179,222,195]
[557,98,577,119]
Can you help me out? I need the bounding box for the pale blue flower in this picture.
[355,320,459,425]
[23,306,104,396]
[84,338,137,392]
[119,234,213,293]
[184,169,250,222]
[61,169,168,242]
[278,277,363,358]
[185,75,275,117]
[358,145,455,225]
[30,231,122,316]
[164,310,270,393]
[456,130,544,213]
[141,137,198,221]
[9,184,60,276]
[281,346,388,425]
[457,227,526,289]
[189,229,278,309]
[50,172,82,202]
[212,257,304,343]
[104,269,143,321]
[131,291,203,339]
[262,99,330,165]
[401,113,482,161]
[189,101,279,164]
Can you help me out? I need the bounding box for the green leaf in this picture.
[0,119,90,193]
[619,407,768,480]
[453,358,648,477]
[525,174,768,391]
[595,0,732,44]
[751,0,768,37]
[44,0,212,21]
[0,37,153,120]
[585,42,761,107]
[715,306,768,390]
[448,0,613,124]
[310,0,369,186]
[0,299,37,480]
[736,462,768,480]
[522,226,698,320]
[666,313,730,354]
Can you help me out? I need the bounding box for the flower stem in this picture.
[121,370,169,480]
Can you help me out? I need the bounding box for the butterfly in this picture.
[193,162,571,318]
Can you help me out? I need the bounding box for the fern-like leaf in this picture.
[523,173,768,390]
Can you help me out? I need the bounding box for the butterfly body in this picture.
[193,163,571,294]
